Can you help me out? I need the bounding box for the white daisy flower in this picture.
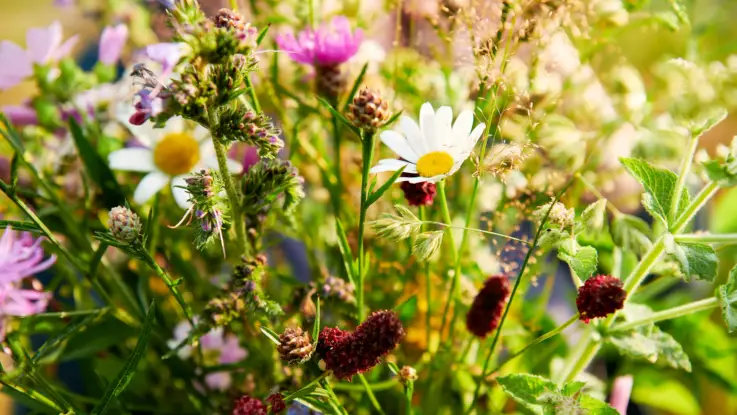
[370,103,486,183]
[108,116,242,208]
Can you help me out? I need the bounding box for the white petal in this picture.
[397,174,444,183]
[467,123,486,151]
[369,159,415,174]
[452,110,474,142]
[400,116,426,155]
[434,106,454,147]
[133,172,169,205]
[162,116,185,134]
[419,102,439,151]
[171,176,192,208]
[203,155,243,174]
[379,130,419,162]
[108,148,155,172]
[193,123,211,141]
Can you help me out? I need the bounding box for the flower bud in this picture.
[347,87,391,131]
[107,206,142,244]
[398,365,418,385]
[576,275,626,323]
[466,275,511,338]
[277,327,314,365]
[232,395,266,415]
[400,174,436,206]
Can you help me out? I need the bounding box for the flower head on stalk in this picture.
[576,275,626,323]
[466,275,511,338]
[0,228,55,341]
[371,103,485,183]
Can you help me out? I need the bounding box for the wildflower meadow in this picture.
[1,0,737,414]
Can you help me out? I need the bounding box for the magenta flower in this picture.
[168,321,248,391]
[0,21,78,91]
[0,228,55,341]
[99,24,128,65]
[144,42,184,76]
[276,16,363,67]
[2,104,38,127]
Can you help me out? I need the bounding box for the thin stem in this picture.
[419,206,432,349]
[671,181,719,233]
[331,116,343,214]
[418,221,531,245]
[563,342,602,383]
[283,371,331,403]
[322,379,349,415]
[490,314,579,375]
[358,373,386,415]
[0,377,63,413]
[669,135,699,224]
[356,132,376,321]
[245,74,261,113]
[138,246,194,324]
[332,378,398,392]
[229,0,238,11]
[675,233,737,244]
[611,297,718,332]
[622,235,666,298]
[437,181,460,345]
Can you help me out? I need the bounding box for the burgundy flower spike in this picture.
[466,275,511,338]
[576,275,626,323]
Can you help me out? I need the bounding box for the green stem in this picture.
[563,341,602,383]
[356,132,376,321]
[229,0,238,11]
[331,116,343,214]
[283,371,331,403]
[404,381,415,415]
[436,181,460,345]
[418,221,531,244]
[668,135,699,224]
[0,377,64,413]
[419,206,432,349]
[622,235,666,298]
[611,297,718,332]
[332,378,398,391]
[675,233,737,244]
[489,314,579,375]
[138,246,194,324]
[245,74,261,113]
[671,181,719,233]
[358,373,386,415]
[322,379,349,415]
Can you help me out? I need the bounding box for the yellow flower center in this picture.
[416,151,454,178]
[153,132,200,176]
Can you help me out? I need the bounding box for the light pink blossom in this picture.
[276,16,363,66]
[99,24,128,65]
[610,375,634,414]
[144,42,184,76]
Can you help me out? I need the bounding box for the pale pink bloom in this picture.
[0,21,78,90]
[610,375,634,414]
[144,42,184,76]
[2,105,38,126]
[99,24,129,65]
[276,16,363,66]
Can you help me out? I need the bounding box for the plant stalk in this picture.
[436,181,460,345]
[356,131,377,321]
[612,297,718,332]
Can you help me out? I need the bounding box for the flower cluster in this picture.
[213,108,284,158]
[576,275,627,323]
[177,168,229,253]
[466,275,511,338]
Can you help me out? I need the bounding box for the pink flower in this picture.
[144,42,184,76]
[168,321,248,391]
[0,21,78,90]
[0,228,55,341]
[276,16,363,67]
[610,375,633,414]
[2,105,38,127]
[99,24,128,65]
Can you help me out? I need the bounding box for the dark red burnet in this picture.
[318,310,405,380]
[466,275,511,338]
[400,173,436,206]
[232,395,267,415]
[266,393,286,414]
[576,275,626,323]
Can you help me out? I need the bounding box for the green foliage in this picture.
[664,237,719,282]
[558,245,599,281]
[497,374,618,415]
[718,265,737,332]
[607,325,692,372]
[611,214,653,256]
[620,158,689,226]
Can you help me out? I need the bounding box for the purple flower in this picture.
[54,0,75,6]
[276,16,363,67]
[168,321,248,391]
[99,24,128,65]
[144,42,184,76]
[2,105,38,126]
[0,21,78,90]
[0,228,55,341]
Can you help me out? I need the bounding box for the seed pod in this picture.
[277,327,314,365]
[107,206,142,244]
[347,87,391,131]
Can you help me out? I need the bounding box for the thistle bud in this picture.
[321,310,405,380]
[232,395,266,415]
[347,87,391,131]
[400,174,436,206]
[316,65,347,101]
[466,275,511,338]
[576,275,626,323]
[277,327,314,365]
[107,206,142,244]
[398,366,418,385]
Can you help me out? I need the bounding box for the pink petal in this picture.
[98,24,128,65]
[26,21,63,64]
[0,41,32,90]
[53,34,79,62]
[2,104,38,126]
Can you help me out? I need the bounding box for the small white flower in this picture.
[108,116,241,208]
[370,102,485,183]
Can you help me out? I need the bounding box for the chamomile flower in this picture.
[109,116,242,208]
[370,103,485,183]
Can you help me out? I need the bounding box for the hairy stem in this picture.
[612,297,718,332]
[668,135,699,224]
[672,181,719,233]
[357,132,376,321]
[437,181,460,345]
[358,373,386,415]
[138,246,194,325]
[675,233,737,244]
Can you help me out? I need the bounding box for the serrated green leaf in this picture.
[394,295,418,324]
[90,300,156,415]
[558,245,598,280]
[607,325,691,372]
[665,237,718,282]
[576,199,607,233]
[718,265,737,332]
[69,118,125,209]
[620,158,689,226]
[611,214,652,256]
[578,394,620,415]
[497,373,558,414]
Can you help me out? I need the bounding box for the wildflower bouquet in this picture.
[2,0,737,414]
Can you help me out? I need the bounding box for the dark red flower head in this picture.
[400,173,437,206]
[320,310,405,380]
[316,326,350,358]
[466,275,511,338]
[232,395,267,415]
[576,275,626,323]
[266,393,286,414]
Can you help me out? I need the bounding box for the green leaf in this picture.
[335,219,357,285]
[630,368,700,415]
[607,325,691,371]
[497,373,557,414]
[260,326,281,346]
[578,394,620,415]
[665,239,718,282]
[381,111,403,128]
[366,166,406,206]
[0,113,25,151]
[718,265,737,332]
[316,96,361,138]
[341,62,369,112]
[667,0,689,25]
[394,295,418,324]
[90,300,156,415]
[69,118,125,209]
[558,245,598,280]
[620,158,689,226]
[611,214,652,256]
[32,309,110,364]
[0,220,41,233]
[256,23,271,46]
[312,296,321,342]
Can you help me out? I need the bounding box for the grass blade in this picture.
[341,63,369,112]
[366,166,406,207]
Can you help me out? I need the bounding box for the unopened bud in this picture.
[107,206,142,243]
